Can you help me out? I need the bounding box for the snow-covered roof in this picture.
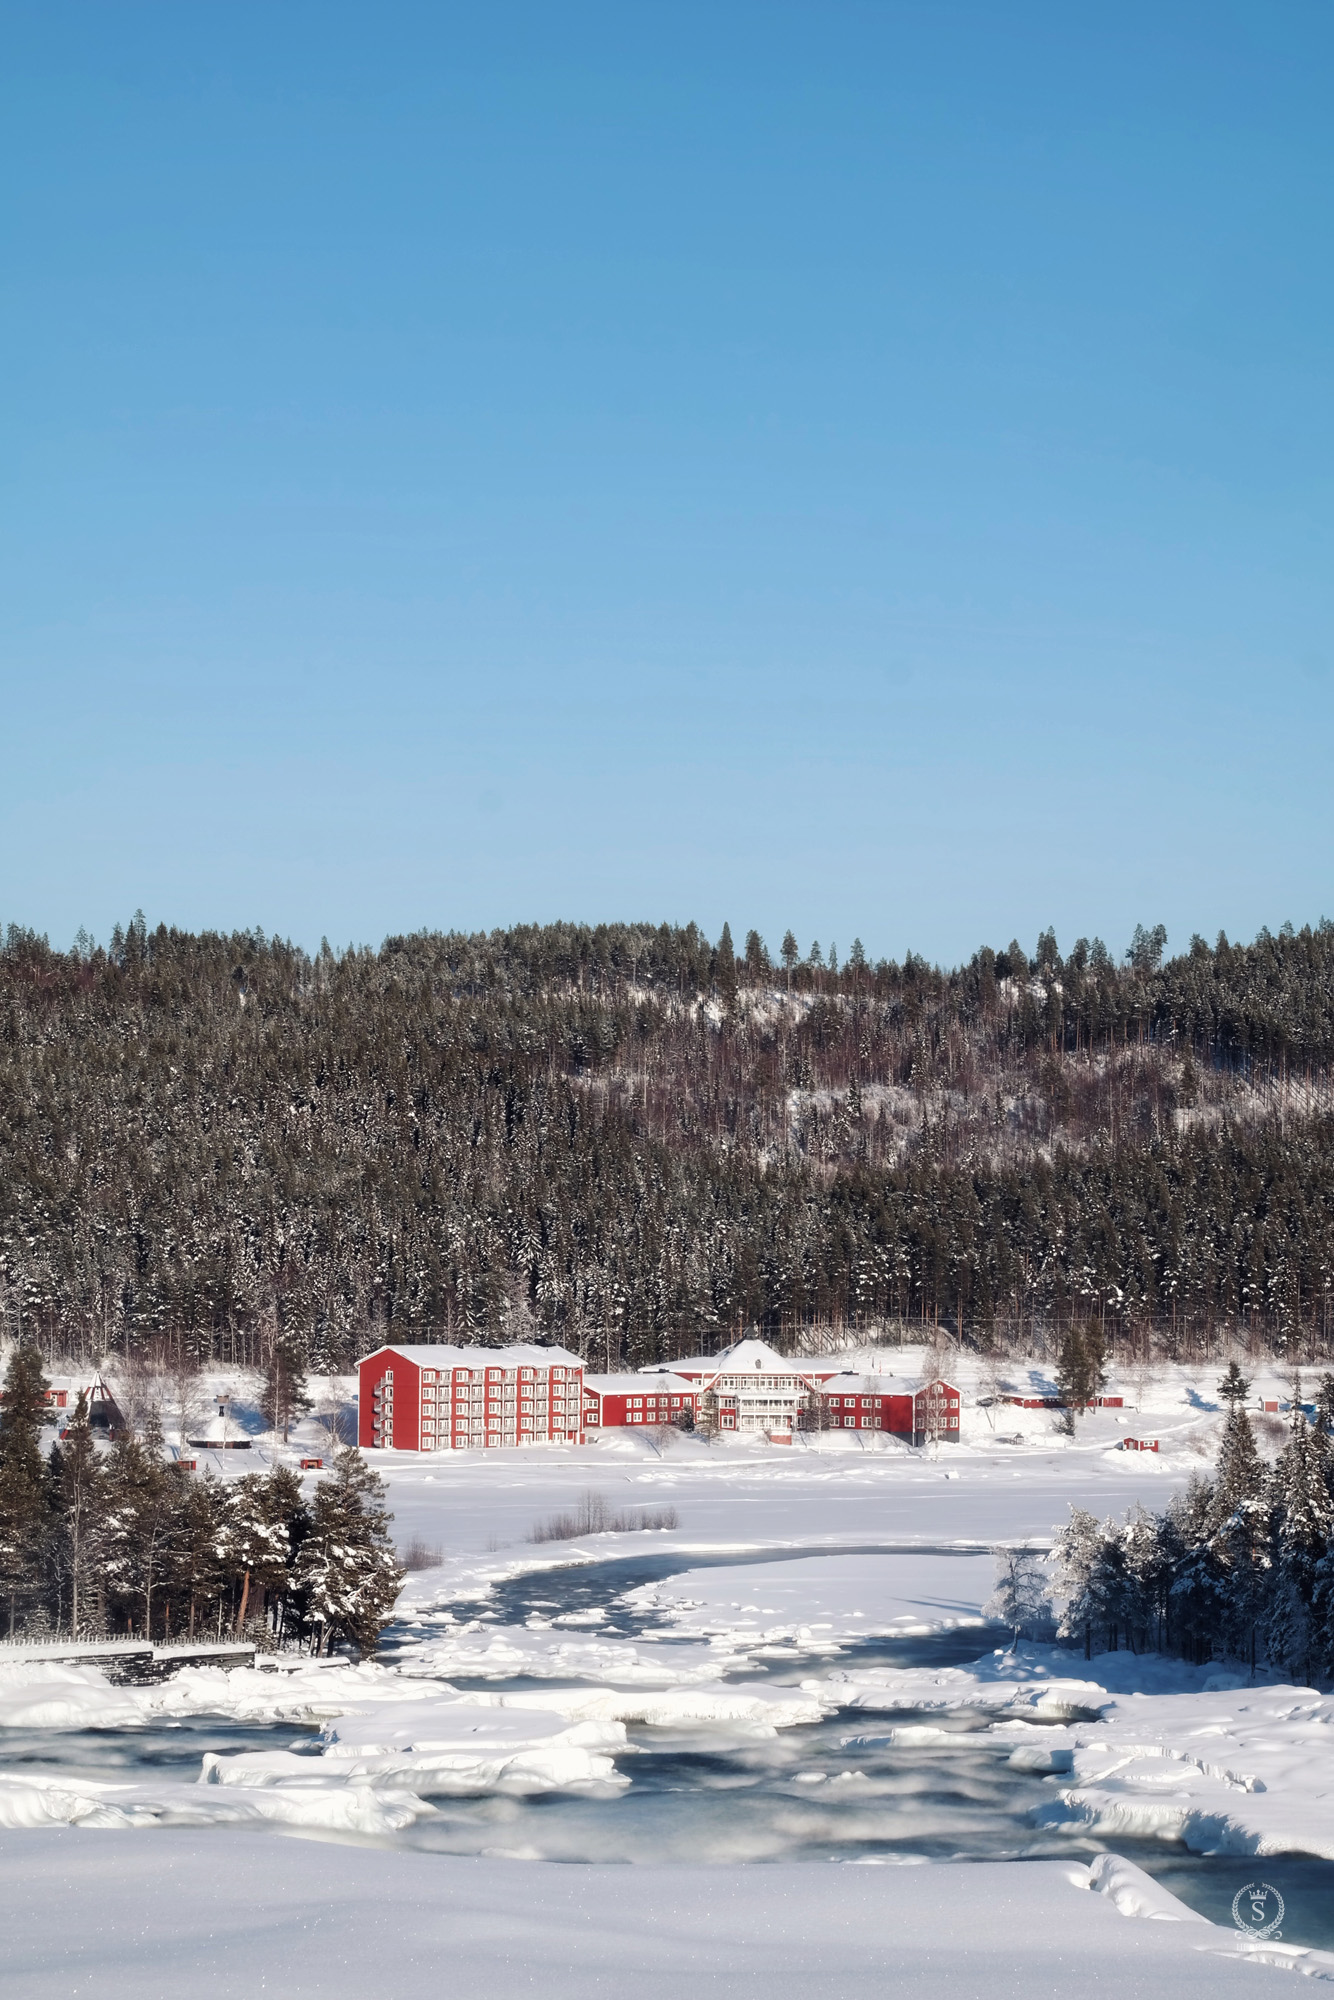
[185,1412,256,1446]
[819,1373,921,1395]
[361,1343,584,1370]
[585,1372,696,1394]
[654,1338,815,1378]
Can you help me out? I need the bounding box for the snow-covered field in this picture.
[9,1353,1334,1994]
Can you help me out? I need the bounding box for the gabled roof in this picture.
[654,1337,819,1379]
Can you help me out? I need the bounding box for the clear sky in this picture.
[3,2,1331,967]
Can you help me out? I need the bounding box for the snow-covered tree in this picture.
[984,1547,1053,1646]
[294,1449,403,1656]
[99,1416,178,1638]
[49,1391,103,1636]
[1259,1396,1333,1680]
[1217,1361,1251,1409]
[1211,1403,1263,1524]
[222,1470,305,1636]
[1053,1508,1108,1656]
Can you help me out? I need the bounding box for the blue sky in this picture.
[3,2,1331,966]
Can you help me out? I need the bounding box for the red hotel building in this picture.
[583,1338,961,1445]
[357,1343,585,1451]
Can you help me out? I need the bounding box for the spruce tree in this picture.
[1211,1404,1263,1524]
[0,1345,52,1636]
[100,1420,177,1639]
[261,1339,311,1444]
[1055,1322,1107,1432]
[1260,1398,1333,1680]
[293,1449,403,1656]
[1218,1361,1251,1408]
[1053,1507,1106,1657]
[715,923,738,1013]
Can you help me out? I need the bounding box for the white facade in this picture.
[641,1337,831,1435]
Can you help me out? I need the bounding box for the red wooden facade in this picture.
[358,1344,585,1451]
[581,1374,700,1430]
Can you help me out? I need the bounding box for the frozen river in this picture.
[5,1546,1332,1951]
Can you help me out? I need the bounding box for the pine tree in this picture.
[223,1469,307,1636]
[52,1391,102,1636]
[1259,1398,1333,1680]
[0,1345,52,1636]
[780,931,799,989]
[100,1419,177,1639]
[168,1474,230,1640]
[293,1449,403,1656]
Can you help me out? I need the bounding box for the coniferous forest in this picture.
[1056,1367,1334,1683]
[2,913,1334,1369]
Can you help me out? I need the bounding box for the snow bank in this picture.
[623,1550,995,1652]
[213,1701,630,1797]
[816,1642,1334,1862]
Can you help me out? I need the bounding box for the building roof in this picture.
[649,1337,821,1379]
[361,1342,584,1370]
[585,1372,696,1394]
[819,1373,922,1395]
[831,1372,958,1393]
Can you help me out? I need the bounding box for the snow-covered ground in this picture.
[9,1354,1334,1994]
[7,1832,1334,1997]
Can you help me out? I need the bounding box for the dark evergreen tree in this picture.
[51,1391,103,1636]
[0,1345,52,1635]
[1055,1322,1107,1432]
[1260,1398,1333,1681]
[1218,1361,1251,1408]
[715,923,738,1013]
[100,1416,178,1638]
[261,1339,311,1444]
